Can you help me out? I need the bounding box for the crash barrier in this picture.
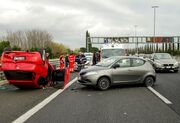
[0,59,60,81]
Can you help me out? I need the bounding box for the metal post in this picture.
[178,37,180,51]
[152,6,159,52]
[87,37,90,52]
[134,25,138,55]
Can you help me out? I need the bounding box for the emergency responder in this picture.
[65,53,69,68]
[59,55,65,69]
[68,52,75,72]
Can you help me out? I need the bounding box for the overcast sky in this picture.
[0,0,180,49]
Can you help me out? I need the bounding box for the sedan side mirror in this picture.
[112,64,120,69]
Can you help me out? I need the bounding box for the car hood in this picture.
[80,65,108,73]
[155,59,177,64]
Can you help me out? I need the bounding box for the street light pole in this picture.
[152,6,158,52]
[134,25,138,55]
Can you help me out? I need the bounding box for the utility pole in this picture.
[134,25,138,55]
[152,6,159,52]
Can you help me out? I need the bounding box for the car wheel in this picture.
[97,77,110,90]
[144,76,154,87]
[174,70,178,73]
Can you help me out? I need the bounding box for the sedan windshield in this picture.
[154,53,172,59]
[96,57,118,67]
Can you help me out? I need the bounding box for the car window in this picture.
[116,58,131,68]
[132,58,145,67]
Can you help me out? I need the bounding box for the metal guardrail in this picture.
[0,59,60,81]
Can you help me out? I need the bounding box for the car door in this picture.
[130,58,146,82]
[111,58,132,83]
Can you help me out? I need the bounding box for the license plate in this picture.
[14,56,25,60]
[166,66,171,68]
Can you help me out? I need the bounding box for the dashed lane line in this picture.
[12,77,78,123]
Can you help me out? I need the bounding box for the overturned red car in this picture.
[1,50,70,89]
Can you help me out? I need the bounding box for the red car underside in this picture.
[1,51,53,88]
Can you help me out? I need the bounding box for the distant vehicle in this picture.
[143,54,151,59]
[134,53,146,59]
[138,54,145,59]
[150,53,179,72]
[78,56,156,90]
[74,53,87,72]
[84,52,93,66]
[101,43,125,59]
[84,52,93,57]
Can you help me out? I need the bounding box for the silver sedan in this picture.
[149,53,179,72]
[78,56,156,90]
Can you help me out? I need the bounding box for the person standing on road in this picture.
[59,55,65,69]
[93,52,97,65]
[96,50,101,62]
[68,52,76,72]
[65,53,69,68]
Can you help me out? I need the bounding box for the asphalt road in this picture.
[0,73,77,123]
[1,69,180,123]
[153,68,180,116]
[26,70,180,123]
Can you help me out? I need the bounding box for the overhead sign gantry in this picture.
[86,31,180,53]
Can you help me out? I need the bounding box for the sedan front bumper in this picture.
[78,75,97,86]
[155,66,179,71]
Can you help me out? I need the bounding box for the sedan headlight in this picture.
[174,62,179,67]
[85,71,97,76]
[155,62,163,68]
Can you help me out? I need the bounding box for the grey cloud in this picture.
[1,0,180,49]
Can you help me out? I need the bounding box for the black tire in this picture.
[144,76,154,87]
[97,77,110,91]
[174,70,178,73]
[38,77,48,86]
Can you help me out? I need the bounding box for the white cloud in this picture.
[0,0,180,49]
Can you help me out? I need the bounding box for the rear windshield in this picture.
[101,49,125,58]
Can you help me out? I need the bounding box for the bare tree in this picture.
[3,29,53,49]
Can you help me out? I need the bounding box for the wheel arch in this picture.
[97,75,112,85]
[143,75,156,83]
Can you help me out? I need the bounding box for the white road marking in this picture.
[12,77,77,123]
[147,86,172,105]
